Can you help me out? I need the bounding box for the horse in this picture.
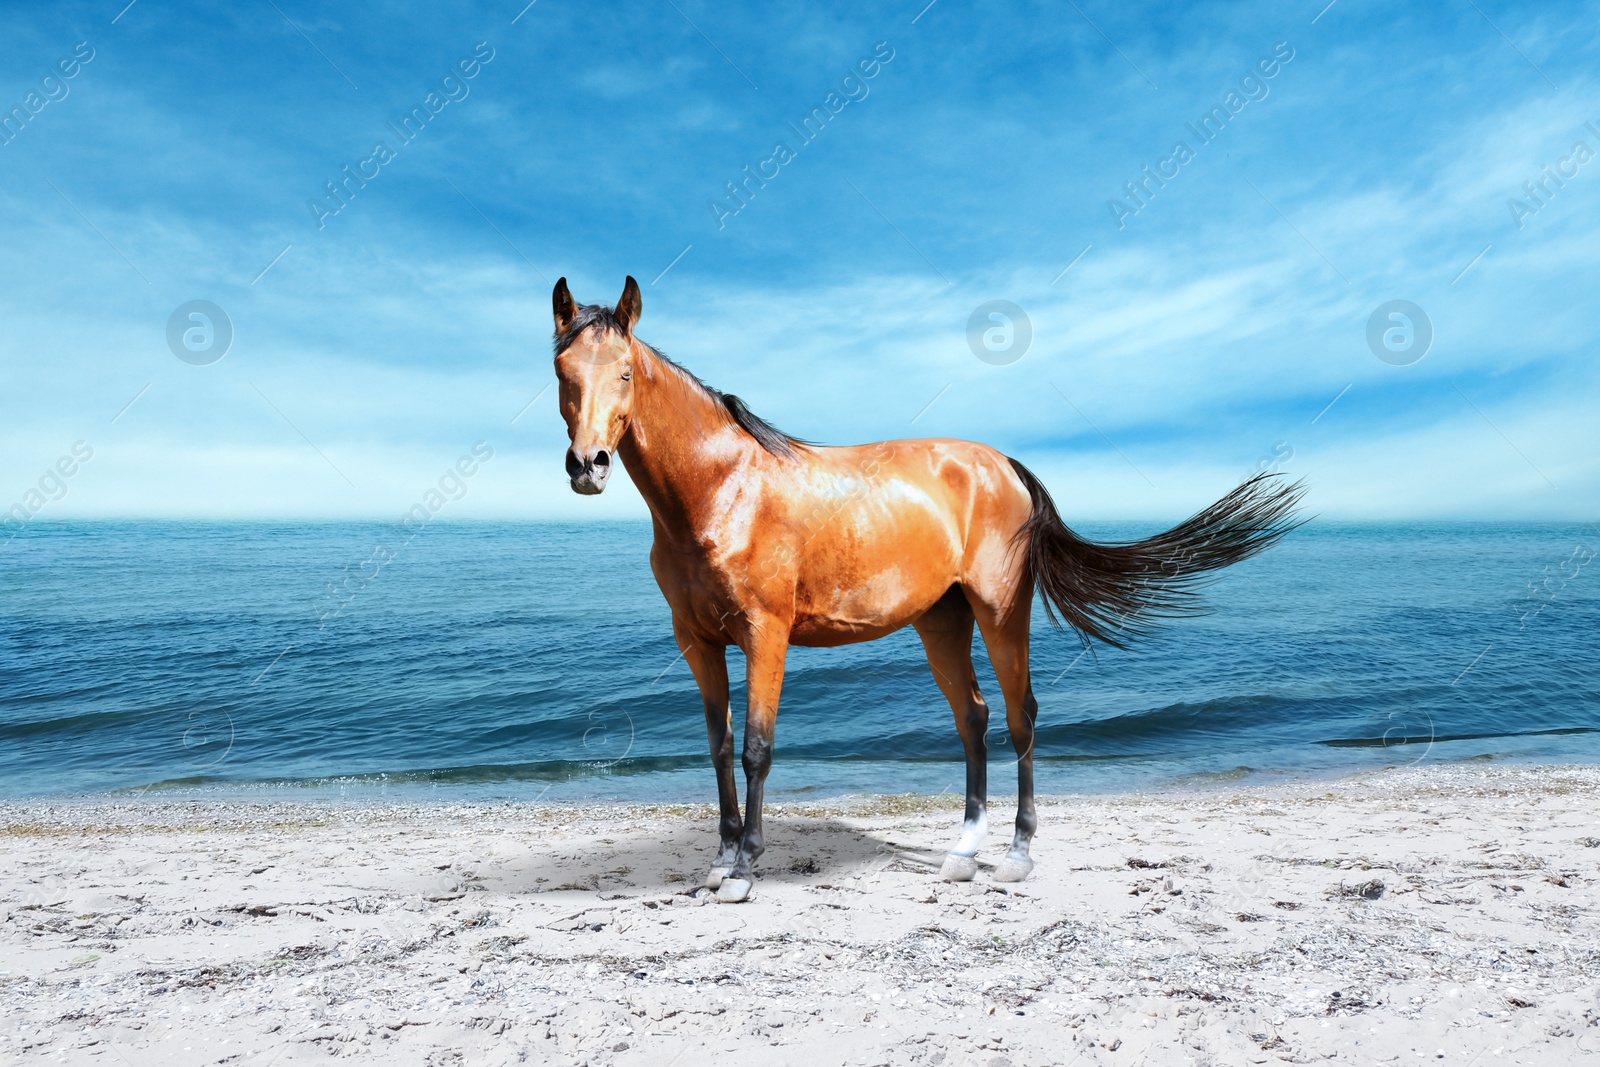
[550,276,1304,903]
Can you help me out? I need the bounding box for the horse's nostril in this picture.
[593,450,611,470]
[565,449,583,478]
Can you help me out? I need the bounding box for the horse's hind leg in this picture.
[913,588,990,882]
[675,620,740,888]
[974,597,1039,883]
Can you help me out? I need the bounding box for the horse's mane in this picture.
[655,352,811,459]
[554,304,809,459]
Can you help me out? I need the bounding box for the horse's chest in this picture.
[649,540,747,623]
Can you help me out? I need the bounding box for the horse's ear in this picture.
[553,277,576,334]
[615,276,642,336]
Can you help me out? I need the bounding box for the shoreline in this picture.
[4,763,1600,1064]
[8,747,1598,812]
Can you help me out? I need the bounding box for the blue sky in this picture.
[1,0,1597,521]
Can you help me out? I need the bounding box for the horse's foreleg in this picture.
[676,622,738,888]
[715,622,788,903]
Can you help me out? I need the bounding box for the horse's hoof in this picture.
[940,853,979,882]
[714,877,752,903]
[993,854,1034,883]
[705,866,731,890]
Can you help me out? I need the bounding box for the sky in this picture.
[1,0,1598,522]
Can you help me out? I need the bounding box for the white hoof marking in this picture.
[706,866,731,890]
[954,815,988,856]
[714,877,752,903]
[993,854,1033,883]
[940,853,979,882]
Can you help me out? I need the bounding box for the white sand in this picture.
[3,764,1599,1065]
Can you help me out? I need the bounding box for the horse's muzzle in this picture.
[566,447,611,495]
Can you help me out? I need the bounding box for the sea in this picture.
[1,521,1597,803]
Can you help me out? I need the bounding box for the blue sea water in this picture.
[1,520,1597,802]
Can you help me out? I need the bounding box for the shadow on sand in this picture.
[483,808,965,898]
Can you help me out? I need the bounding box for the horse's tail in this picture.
[1006,459,1307,650]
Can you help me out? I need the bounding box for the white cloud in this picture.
[4,16,1598,522]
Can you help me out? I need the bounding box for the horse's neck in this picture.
[618,344,740,536]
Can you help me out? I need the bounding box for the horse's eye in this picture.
[621,370,632,381]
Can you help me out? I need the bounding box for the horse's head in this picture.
[551,276,641,495]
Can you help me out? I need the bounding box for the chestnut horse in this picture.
[552,276,1303,902]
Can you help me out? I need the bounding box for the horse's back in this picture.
[813,436,1031,539]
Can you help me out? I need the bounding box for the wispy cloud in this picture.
[1,0,1597,520]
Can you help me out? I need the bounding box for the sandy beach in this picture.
[3,764,1599,1065]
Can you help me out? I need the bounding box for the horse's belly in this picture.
[786,470,966,645]
[788,555,956,647]
[790,604,917,646]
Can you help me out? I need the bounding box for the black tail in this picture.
[1007,460,1307,650]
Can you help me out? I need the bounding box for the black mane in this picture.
[553,303,622,357]
[705,387,808,459]
[553,303,809,459]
